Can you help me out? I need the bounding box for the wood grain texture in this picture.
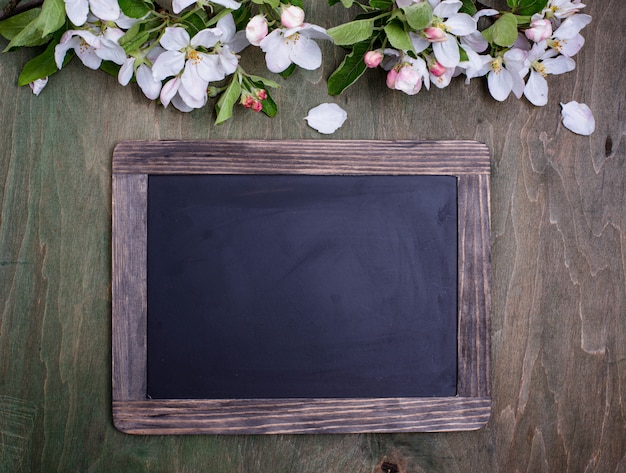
[1,0,624,470]
[112,398,491,435]
[111,140,491,434]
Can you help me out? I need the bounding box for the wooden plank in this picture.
[112,140,490,175]
[111,174,148,401]
[112,397,491,435]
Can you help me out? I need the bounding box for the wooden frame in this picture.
[112,140,491,435]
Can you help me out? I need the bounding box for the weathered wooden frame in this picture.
[112,140,491,435]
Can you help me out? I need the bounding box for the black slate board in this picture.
[146,174,458,399]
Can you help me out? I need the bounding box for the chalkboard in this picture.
[146,174,458,400]
[112,140,491,434]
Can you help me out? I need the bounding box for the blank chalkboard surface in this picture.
[112,140,491,434]
[146,174,457,400]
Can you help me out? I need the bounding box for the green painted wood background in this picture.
[1,1,624,471]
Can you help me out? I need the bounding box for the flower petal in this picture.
[136,64,162,100]
[118,57,135,85]
[487,67,513,101]
[89,0,120,21]
[55,33,80,69]
[152,50,185,81]
[433,0,461,19]
[191,28,222,49]
[553,14,592,39]
[160,77,180,108]
[433,33,460,68]
[543,55,576,75]
[560,101,595,135]
[305,103,347,134]
[64,0,89,26]
[444,13,476,37]
[523,70,548,106]
[290,34,322,70]
[260,30,293,73]
[172,0,195,14]
[160,27,190,51]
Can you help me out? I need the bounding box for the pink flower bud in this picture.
[246,15,268,46]
[429,60,446,77]
[251,100,263,112]
[386,68,398,89]
[241,94,255,108]
[423,26,447,42]
[524,18,552,42]
[255,88,267,100]
[364,50,383,68]
[281,5,305,28]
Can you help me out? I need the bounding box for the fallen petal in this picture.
[305,103,347,134]
[560,101,595,135]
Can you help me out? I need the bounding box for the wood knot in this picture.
[381,462,399,473]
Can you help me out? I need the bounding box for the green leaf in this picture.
[215,77,242,124]
[327,19,374,46]
[4,19,49,51]
[246,74,280,89]
[481,12,518,47]
[517,0,548,15]
[384,19,414,53]
[327,40,369,96]
[119,0,152,18]
[402,2,432,30]
[459,0,477,16]
[279,63,297,79]
[17,39,59,85]
[507,0,520,7]
[38,0,66,36]
[251,0,279,7]
[0,9,41,40]
[369,0,393,9]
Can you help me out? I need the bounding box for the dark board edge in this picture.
[111,140,491,434]
[112,140,490,175]
[112,397,491,435]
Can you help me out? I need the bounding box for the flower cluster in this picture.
[0,0,593,133]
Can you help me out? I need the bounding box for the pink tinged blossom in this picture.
[29,77,48,95]
[432,5,477,67]
[281,5,305,28]
[560,101,594,135]
[55,27,126,70]
[305,103,347,134]
[548,14,591,57]
[395,65,422,95]
[364,50,384,68]
[246,15,268,46]
[525,18,553,42]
